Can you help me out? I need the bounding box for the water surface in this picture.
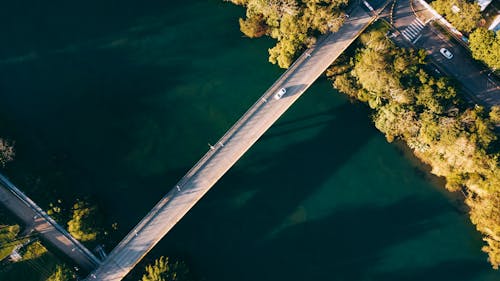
[0,1,498,280]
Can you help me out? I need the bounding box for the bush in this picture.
[230,0,348,68]
[327,24,500,269]
[469,28,500,70]
[0,138,14,167]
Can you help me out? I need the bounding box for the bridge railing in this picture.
[115,4,384,248]
[90,6,383,278]
[108,10,366,252]
[0,173,101,268]
[102,32,329,263]
[175,33,330,187]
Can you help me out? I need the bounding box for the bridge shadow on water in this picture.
[143,101,489,281]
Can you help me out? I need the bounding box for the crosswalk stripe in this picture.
[415,17,424,27]
[401,30,413,41]
[413,21,423,29]
[407,24,421,34]
[413,22,424,30]
[405,27,418,38]
[400,18,427,43]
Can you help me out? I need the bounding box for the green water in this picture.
[0,1,498,280]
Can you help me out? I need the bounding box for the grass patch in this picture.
[0,224,21,260]
[0,251,61,281]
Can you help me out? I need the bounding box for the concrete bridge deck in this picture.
[86,5,376,280]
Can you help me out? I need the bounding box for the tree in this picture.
[239,16,267,38]
[22,241,48,260]
[469,28,500,69]
[432,0,481,33]
[0,138,14,167]
[490,106,500,125]
[333,74,360,100]
[327,23,500,269]
[67,200,98,242]
[46,265,74,281]
[231,0,348,68]
[141,256,190,281]
[0,224,20,261]
[467,191,500,269]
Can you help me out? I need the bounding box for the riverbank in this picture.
[0,0,499,280]
[326,19,500,269]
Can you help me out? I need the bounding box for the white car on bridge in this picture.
[274,88,286,100]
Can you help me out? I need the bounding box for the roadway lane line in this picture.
[412,34,422,44]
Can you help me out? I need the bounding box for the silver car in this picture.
[439,48,453,59]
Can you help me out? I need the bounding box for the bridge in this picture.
[85,4,379,280]
[0,173,100,271]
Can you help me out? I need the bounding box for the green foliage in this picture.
[0,138,14,167]
[230,0,348,68]
[431,1,497,70]
[0,229,61,281]
[469,28,500,70]
[327,22,500,269]
[490,106,500,125]
[431,0,481,33]
[0,224,20,260]
[239,15,268,38]
[467,191,500,269]
[47,199,65,223]
[141,256,190,281]
[46,265,75,281]
[333,74,362,100]
[67,200,99,242]
[22,241,48,260]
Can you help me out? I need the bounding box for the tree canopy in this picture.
[141,256,190,281]
[67,200,99,242]
[229,0,349,68]
[46,265,74,281]
[0,138,14,167]
[328,21,500,269]
[469,28,500,69]
[432,0,481,33]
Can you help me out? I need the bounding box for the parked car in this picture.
[439,48,453,59]
[274,88,286,100]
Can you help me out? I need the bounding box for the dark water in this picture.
[0,1,498,280]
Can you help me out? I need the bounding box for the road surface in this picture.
[0,174,100,272]
[84,5,377,281]
[391,0,500,106]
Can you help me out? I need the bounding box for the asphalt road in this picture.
[85,5,377,281]
[391,0,500,107]
[0,174,100,272]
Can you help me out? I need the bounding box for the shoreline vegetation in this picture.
[0,1,497,279]
[1,207,191,281]
[229,0,500,269]
[226,0,349,68]
[1,144,191,280]
[0,209,59,281]
[0,138,14,168]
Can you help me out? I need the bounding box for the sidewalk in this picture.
[410,0,434,23]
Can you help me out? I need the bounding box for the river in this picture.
[0,0,498,280]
